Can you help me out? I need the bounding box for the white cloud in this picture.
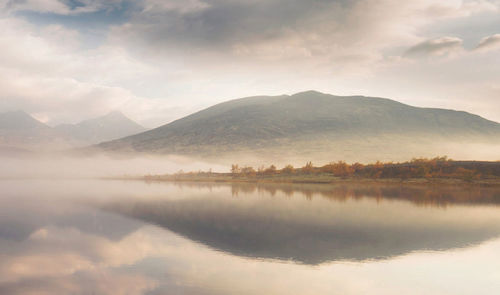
[0,17,183,127]
[422,0,499,18]
[475,33,500,52]
[404,36,464,58]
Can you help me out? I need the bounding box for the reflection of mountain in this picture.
[104,184,500,264]
[0,196,140,242]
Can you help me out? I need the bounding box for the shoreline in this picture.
[105,173,500,187]
[104,158,500,187]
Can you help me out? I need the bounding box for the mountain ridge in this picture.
[0,110,65,150]
[54,111,147,145]
[0,110,146,151]
[97,91,500,160]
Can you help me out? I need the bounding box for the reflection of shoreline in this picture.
[106,179,500,207]
[131,175,500,186]
[204,182,500,207]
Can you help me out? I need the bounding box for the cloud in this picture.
[423,0,500,18]
[475,33,500,52]
[142,0,210,14]
[110,0,497,57]
[403,32,500,59]
[0,0,123,15]
[404,36,464,58]
[0,17,185,127]
[1,0,69,15]
[106,0,499,82]
[0,0,500,125]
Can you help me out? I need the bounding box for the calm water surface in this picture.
[1,180,500,295]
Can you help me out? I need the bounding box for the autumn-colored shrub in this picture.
[226,156,499,180]
[282,165,295,174]
[301,161,314,174]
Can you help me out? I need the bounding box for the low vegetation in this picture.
[141,157,500,185]
[229,157,500,181]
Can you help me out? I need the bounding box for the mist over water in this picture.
[1,140,499,180]
[0,153,228,179]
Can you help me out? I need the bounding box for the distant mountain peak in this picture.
[0,110,49,130]
[1,110,32,118]
[0,110,66,150]
[103,110,126,118]
[0,109,148,150]
[292,90,325,96]
[54,111,146,145]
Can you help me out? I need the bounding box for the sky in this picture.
[0,0,499,128]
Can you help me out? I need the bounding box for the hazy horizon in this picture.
[3,90,500,130]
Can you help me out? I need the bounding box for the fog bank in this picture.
[0,153,228,179]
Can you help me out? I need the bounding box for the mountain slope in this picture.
[0,111,67,150]
[55,111,146,145]
[0,110,50,131]
[97,91,500,162]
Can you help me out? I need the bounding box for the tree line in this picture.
[230,157,500,181]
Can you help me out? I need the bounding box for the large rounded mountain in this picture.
[97,91,500,162]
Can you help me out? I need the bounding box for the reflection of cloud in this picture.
[404,37,464,58]
[0,271,156,295]
[0,226,158,294]
[3,223,500,295]
[475,34,500,52]
[1,252,92,282]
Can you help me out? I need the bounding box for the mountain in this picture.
[0,111,67,150]
[0,110,147,152]
[55,111,147,145]
[96,91,500,163]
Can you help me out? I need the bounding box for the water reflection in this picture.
[0,180,500,295]
[104,182,500,264]
[173,181,500,206]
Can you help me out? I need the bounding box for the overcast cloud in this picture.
[0,0,499,126]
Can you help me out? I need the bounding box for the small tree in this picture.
[351,162,364,174]
[302,161,314,174]
[231,164,240,175]
[264,165,277,175]
[241,166,256,176]
[257,165,266,174]
[282,164,295,174]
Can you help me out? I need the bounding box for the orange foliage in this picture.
[227,156,498,181]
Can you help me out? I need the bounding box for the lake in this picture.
[1,180,500,295]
